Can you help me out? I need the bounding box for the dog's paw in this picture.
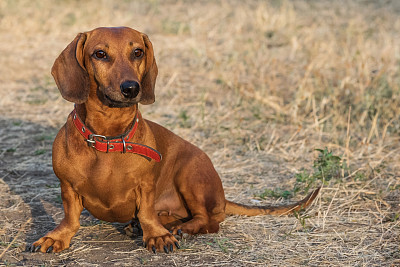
[169,220,203,236]
[143,233,179,253]
[28,236,69,253]
[124,219,143,237]
[169,227,189,238]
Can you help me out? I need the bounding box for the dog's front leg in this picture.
[30,182,83,253]
[138,185,179,253]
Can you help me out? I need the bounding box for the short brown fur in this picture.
[31,27,320,253]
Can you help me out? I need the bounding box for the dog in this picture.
[29,27,320,254]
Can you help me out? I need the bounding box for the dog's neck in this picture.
[75,100,138,137]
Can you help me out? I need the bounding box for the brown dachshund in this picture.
[29,27,320,254]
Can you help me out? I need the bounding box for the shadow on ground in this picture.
[0,117,143,265]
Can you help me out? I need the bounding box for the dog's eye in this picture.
[133,49,144,59]
[94,50,107,59]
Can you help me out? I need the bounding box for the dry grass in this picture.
[0,0,399,266]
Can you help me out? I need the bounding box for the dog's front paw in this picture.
[144,233,179,254]
[125,219,143,237]
[28,236,70,253]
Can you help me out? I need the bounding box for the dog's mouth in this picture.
[96,84,140,108]
[104,94,137,108]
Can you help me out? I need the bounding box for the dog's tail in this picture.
[225,187,320,216]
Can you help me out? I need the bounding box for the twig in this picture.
[344,105,351,178]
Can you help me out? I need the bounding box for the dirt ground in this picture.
[1,0,399,266]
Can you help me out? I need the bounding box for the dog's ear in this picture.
[51,33,90,104]
[140,33,158,105]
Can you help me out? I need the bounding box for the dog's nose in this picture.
[120,81,140,98]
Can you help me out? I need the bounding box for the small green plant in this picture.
[55,195,62,204]
[353,171,367,181]
[391,213,400,222]
[258,188,293,199]
[293,170,314,194]
[178,110,191,128]
[206,237,233,253]
[293,210,312,229]
[294,148,344,193]
[0,241,20,248]
[138,257,148,265]
[34,149,46,155]
[389,185,400,191]
[256,148,345,199]
[34,134,54,141]
[45,183,60,188]
[313,148,343,180]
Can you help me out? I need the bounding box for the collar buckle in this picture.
[86,134,107,148]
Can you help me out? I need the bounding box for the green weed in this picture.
[258,188,293,199]
[0,241,20,248]
[353,172,367,181]
[138,257,149,265]
[34,134,54,141]
[293,210,312,229]
[45,183,60,188]
[206,237,233,253]
[54,195,62,204]
[389,185,400,191]
[294,148,344,193]
[34,149,46,155]
[178,110,191,128]
[257,148,346,199]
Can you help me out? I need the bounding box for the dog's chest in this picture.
[64,152,153,222]
[53,123,158,222]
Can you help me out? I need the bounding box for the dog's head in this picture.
[51,27,158,107]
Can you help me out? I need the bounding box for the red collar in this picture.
[71,107,162,162]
